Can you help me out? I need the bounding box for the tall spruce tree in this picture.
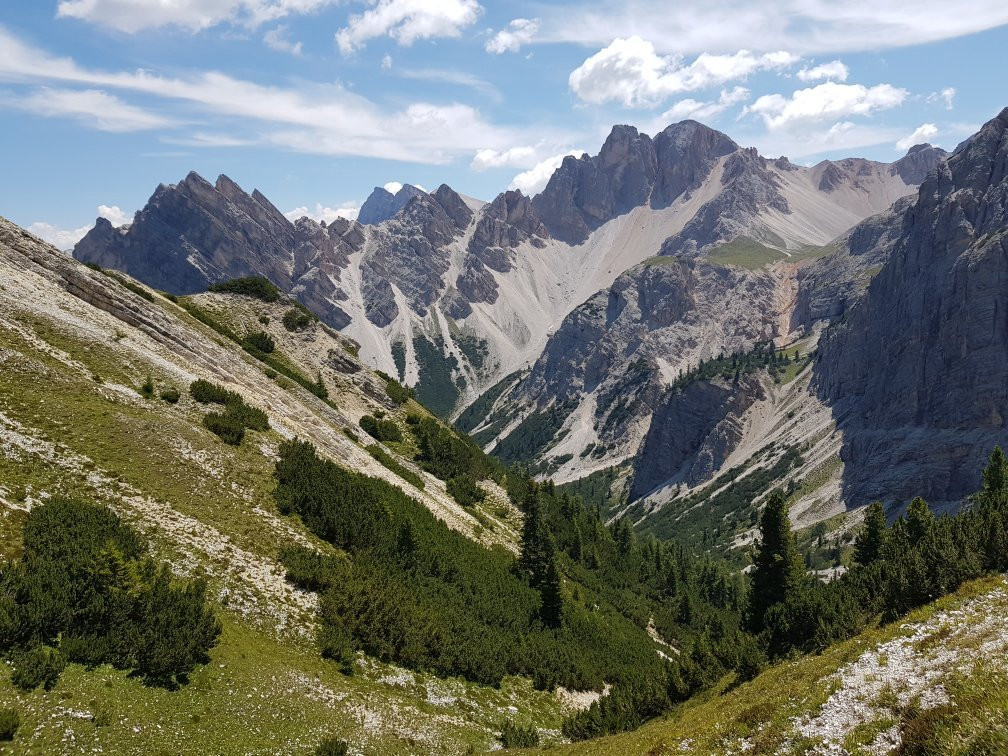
[519,485,553,587]
[981,445,1008,504]
[854,501,888,565]
[748,491,806,632]
[906,497,934,547]
[539,554,563,628]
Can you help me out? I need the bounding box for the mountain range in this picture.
[2,103,1007,755]
[73,114,972,534]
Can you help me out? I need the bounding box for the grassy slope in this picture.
[0,231,564,753]
[532,574,1008,755]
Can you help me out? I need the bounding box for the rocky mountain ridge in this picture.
[74,119,941,435]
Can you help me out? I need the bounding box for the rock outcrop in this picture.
[631,374,766,497]
[815,108,1008,506]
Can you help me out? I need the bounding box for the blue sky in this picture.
[1,1,1006,248]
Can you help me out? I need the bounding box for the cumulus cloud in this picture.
[658,86,750,123]
[485,18,539,54]
[2,88,174,132]
[568,37,798,108]
[335,0,482,54]
[56,0,335,33]
[27,222,92,251]
[470,145,537,171]
[27,204,131,251]
[927,87,956,110]
[747,81,907,130]
[508,150,581,196]
[381,54,393,70]
[0,26,543,163]
[284,202,359,223]
[263,25,303,55]
[796,60,848,82]
[97,204,131,226]
[896,123,938,150]
[383,181,404,193]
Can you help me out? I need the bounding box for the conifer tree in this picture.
[854,501,888,565]
[906,497,934,547]
[748,492,806,632]
[539,554,563,628]
[981,445,1008,505]
[519,485,555,588]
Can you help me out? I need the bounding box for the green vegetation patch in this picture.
[208,276,280,302]
[491,400,577,464]
[412,334,460,418]
[365,444,425,490]
[1,498,219,689]
[455,370,521,435]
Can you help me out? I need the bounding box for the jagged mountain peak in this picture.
[357,183,427,225]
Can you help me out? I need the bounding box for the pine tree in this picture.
[854,501,888,565]
[748,492,806,632]
[519,485,557,589]
[906,497,934,547]
[981,446,1008,506]
[539,554,563,628]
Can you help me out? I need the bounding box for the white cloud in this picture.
[748,120,906,159]
[381,54,393,70]
[56,0,335,33]
[335,0,482,55]
[747,81,907,130]
[383,181,403,193]
[263,25,303,55]
[27,222,92,251]
[470,145,537,171]
[927,87,956,110]
[796,60,848,82]
[2,87,173,131]
[658,86,750,123]
[396,67,501,102]
[97,204,131,226]
[508,150,581,196]
[284,202,359,223]
[485,18,538,54]
[533,1,1008,57]
[896,123,938,150]
[0,26,542,163]
[568,37,798,108]
[27,204,131,251]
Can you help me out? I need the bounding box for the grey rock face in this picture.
[511,257,783,461]
[455,190,549,306]
[468,190,547,260]
[815,108,1008,505]
[892,144,949,185]
[361,193,459,324]
[73,172,361,330]
[631,374,766,497]
[357,183,426,225]
[651,120,738,208]
[791,196,915,329]
[532,121,737,244]
[431,184,474,230]
[660,148,789,256]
